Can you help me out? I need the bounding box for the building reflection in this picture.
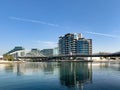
[3,62,55,76]
[16,63,24,76]
[43,62,54,74]
[4,64,14,73]
[97,61,120,71]
[59,62,92,90]
[15,62,55,76]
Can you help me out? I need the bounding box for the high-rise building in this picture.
[77,38,92,55]
[59,33,92,55]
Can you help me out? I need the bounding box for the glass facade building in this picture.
[77,39,92,55]
[59,33,92,55]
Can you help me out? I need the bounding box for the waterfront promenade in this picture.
[0,60,25,64]
[0,59,119,64]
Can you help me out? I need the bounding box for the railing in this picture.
[18,53,120,59]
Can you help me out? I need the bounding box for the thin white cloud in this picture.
[9,16,61,28]
[36,41,58,48]
[113,30,120,33]
[85,31,120,38]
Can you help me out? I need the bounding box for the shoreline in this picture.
[0,59,119,64]
[0,60,25,64]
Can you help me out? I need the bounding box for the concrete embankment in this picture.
[0,59,119,63]
[0,60,25,64]
[92,59,120,63]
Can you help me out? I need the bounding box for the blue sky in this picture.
[0,0,120,55]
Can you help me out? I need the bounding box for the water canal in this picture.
[0,61,120,90]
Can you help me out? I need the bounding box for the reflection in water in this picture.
[59,62,92,90]
[3,62,56,76]
[16,63,24,76]
[0,62,120,90]
[99,62,110,69]
[4,64,14,73]
[43,62,54,74]
[97,61,120,71]
[1,62,93,90]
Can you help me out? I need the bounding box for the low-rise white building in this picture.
[6,46,25,59]
[0,56,3,60]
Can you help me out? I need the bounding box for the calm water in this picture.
[0,61,120,90]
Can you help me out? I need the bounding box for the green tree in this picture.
[3,54,14,61]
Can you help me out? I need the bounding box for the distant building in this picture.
[0,56,3,60]
[5,46,25,59]
[31,48,41,55]
[26,48,45,57]
[53,47,59,56]
[59,33,92,55]
[40,49,53,56]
